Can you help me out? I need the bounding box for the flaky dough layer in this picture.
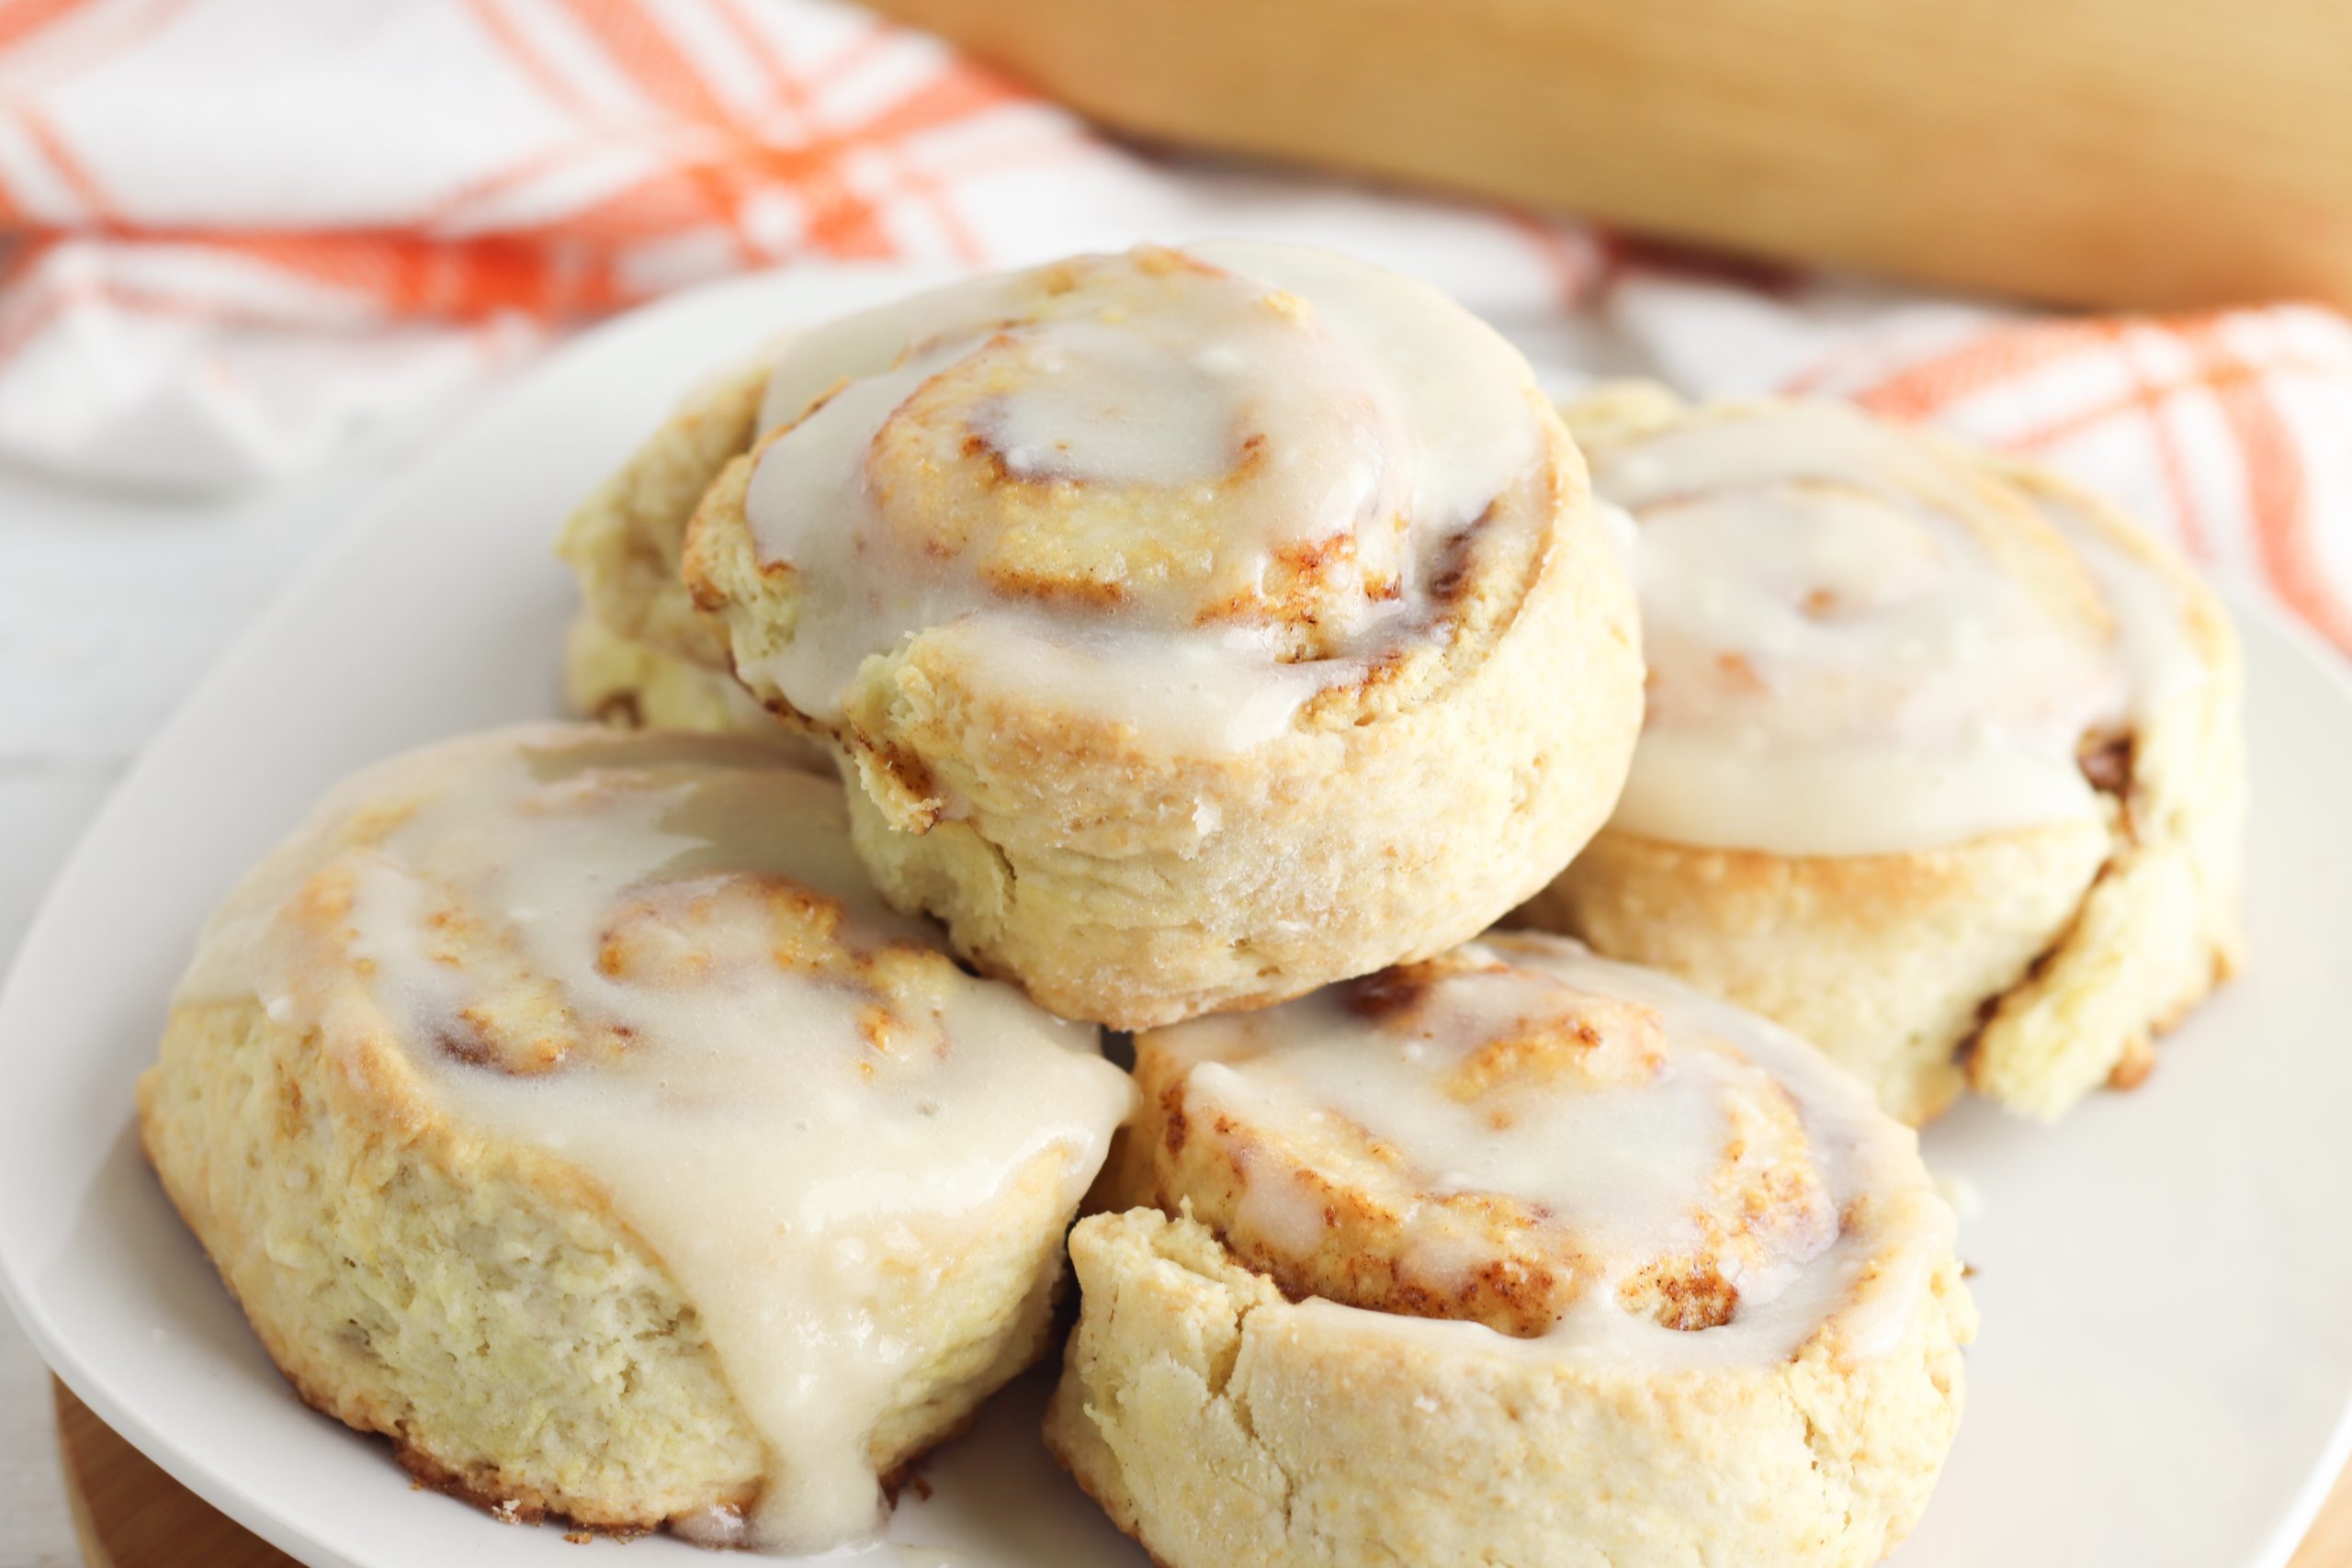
[1047,1208,1973,1568]
[556,358,768,672]
[141,996,1082,1534]
[561,610,773,735]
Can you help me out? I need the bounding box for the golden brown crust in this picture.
[138,998,764,1536]
[1519,819,2110,1124]
[139,1111,689,1541]
[560,612,790,741]
[557,360,770,671]
[142,985,1092,1541]
[1040,1416,1172,1568]
[332,1351,984,1540]
[1045,1207,1974,1568]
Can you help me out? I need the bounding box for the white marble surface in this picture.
[0,446,407,1565]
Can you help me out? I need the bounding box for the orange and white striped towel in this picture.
[2,0,2348,649]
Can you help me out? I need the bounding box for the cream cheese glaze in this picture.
[175,727,1136,1554]
[1146,933,1953,1368]
[1592,402,2201,855]
[736,242,1545,753]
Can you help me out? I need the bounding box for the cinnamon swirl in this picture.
[1049,931,1973,1567]
[138,725,1135,1552]
[682,243,1643,1027]
[1518,386,2245,1122]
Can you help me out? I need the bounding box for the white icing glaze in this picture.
[1155,933,1953,1368]
[178,727,1135,1555]
[739,243,1544,755]
[1594,403,2205,855]
[2039,491,2211,718]
[922,615,1332,754]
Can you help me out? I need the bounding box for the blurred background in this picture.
[1,0,2347,1562]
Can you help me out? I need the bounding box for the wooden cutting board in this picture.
[864,0,2352,311]
[50,1378,2352,1566]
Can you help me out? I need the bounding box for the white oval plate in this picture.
[4,265,2351,1568]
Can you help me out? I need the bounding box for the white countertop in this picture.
[0,446,410,1566]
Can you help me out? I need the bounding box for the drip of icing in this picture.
[1593,405,2204,855]
[922,615,1334,755]
[1156,935,1952,1368]
[739,243,1544,756]
[1615,729,2101,860]
[178,728,1135,1555]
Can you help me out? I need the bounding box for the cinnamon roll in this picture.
[138,725,1135,1552]
[1518,387,2245,1123]
[558,358,768,682]
[682,243,1643,1028]
[561,611,774,734]
[554,359,809,742]
[1048,932,1973,1568]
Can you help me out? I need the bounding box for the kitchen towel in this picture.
[1,0,2346,647]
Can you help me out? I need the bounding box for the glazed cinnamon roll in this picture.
[553,358,810,740]
[139,726,1135,1552]
[1049,932,1973,1568]
[1517,386,2245,1123]
[560,611,774,733]
[681,243,1643,1028]
[559,358,767,686]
